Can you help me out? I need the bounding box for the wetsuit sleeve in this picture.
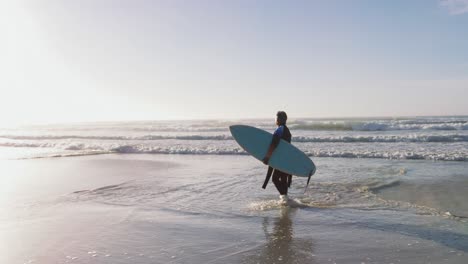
[271,126,284,147]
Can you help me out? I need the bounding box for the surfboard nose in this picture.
[229,125,246,137]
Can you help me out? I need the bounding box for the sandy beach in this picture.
[1,154,467,264]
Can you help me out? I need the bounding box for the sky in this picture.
[1,0,468,125]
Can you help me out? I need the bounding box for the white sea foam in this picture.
[0,134,232,141]
[3,141,465,161]
[1,117,467,161]
[1,134,468,143]
[4,117,467,132]
[293,134,468,143]
[290,119,468,131]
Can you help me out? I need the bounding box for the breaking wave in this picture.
[289,121,468,131]
[4,142,466,161]
[0,134,232,141]
[293,134,468,143]
[2,134,468,143]
[1,117,467,162]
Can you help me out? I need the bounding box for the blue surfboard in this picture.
[229,125,316,177]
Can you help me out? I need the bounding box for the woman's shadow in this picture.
[243,207,316,264]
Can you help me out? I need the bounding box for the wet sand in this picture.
[1,154,467,263]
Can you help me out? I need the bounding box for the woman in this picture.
[262,111,292,204]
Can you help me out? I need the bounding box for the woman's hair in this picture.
[276,111,287,125]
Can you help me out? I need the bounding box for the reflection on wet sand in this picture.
[243,207,315,264]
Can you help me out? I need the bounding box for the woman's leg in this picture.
[272,170,288,195]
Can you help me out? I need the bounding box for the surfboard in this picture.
[229,125,316,177]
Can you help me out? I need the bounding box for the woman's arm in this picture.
[262,135,281,164]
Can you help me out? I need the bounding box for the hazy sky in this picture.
[1,0,468,124]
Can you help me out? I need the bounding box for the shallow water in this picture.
[1,154,467,263]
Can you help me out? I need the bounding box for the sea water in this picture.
[1,116,467,161]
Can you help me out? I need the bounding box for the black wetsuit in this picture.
[270,125,292,195]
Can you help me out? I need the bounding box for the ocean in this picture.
[1,116,468,160]
[1,116,467,263]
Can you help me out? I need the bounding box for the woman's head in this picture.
[276,111,287,125]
